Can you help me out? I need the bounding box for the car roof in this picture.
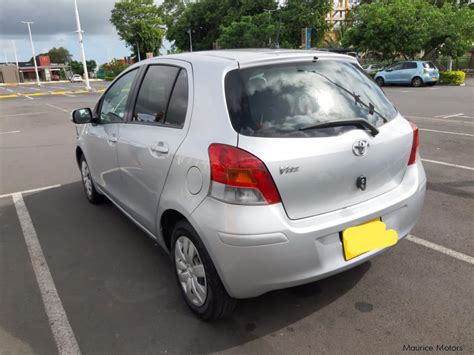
[140,49,357,68]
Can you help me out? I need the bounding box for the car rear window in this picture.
[423,62,436,69]
[225,60,398,138]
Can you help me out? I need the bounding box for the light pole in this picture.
[264,8,282,49]
[73,0,91,90]
[12,40,19,68]
[187,29,193,52]
[21,21,41,86]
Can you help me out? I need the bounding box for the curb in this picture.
[0,79,104,87]
[0,89,105,99]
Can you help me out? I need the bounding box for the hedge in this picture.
[104,76,116,81]
[439,71,465,85]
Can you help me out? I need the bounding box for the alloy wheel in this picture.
[81,160,93,198]
[174,236,207,306]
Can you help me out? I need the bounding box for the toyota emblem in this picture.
[352,139,369,157]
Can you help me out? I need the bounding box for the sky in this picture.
[0,0,165,65]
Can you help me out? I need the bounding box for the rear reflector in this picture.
[208,144,281,205]
[408,121,419,165]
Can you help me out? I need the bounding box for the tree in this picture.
[70,60,97,75]
[163,0,277,51]
[218,13,277,48]
[343,0,474,61]
[100,60,130,78]
[110,0,166,60]
[47,47,72,63]
[279,0,330,48]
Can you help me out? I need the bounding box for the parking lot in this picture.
[1,81,473,354]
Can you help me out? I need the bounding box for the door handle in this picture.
[108,135,118,143]
[150,142,169,154]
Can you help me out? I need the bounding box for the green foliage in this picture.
[111,0,165,60]
[100,60,130,78]
[163,0,328,51]
[279,0,330,48]
[46,47,72,64]
[218,13,276,48]
[343,0,474,61]
[439,70,465,85]
[70,60,97,75]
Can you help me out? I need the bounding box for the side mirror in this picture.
[72,108,93,124]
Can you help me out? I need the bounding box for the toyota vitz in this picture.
[72,50,426,320]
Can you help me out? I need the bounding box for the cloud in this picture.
[0,0,118,36]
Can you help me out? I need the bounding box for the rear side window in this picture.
[403,62,417,69]
[423,62,436,69]
[225,60,398,138]
[133,65,179,124]
[165,70,189,127]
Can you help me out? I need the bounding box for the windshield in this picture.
[225,60,398,138]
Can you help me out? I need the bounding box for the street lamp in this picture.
[73,0,91,90]
[21,21,41,86]
[264,8,282,49]
[187,29,193,52]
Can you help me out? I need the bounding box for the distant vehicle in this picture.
[374,61,439,87]
[362,64,384,74]
[70,74,83,83]
[71,50,425,320]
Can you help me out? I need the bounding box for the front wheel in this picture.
[375,77,384,87]
[80,155,105,204]
[411,77,423,87]
[171,220,236,320]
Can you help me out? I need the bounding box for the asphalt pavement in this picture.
[0,80,473,354]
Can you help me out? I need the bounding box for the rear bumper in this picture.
[190,160,426,298]
[421,72,439,83]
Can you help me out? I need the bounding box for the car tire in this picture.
[375,77,384,87]
[411,77,423,87]
[79,155,105,204]
[171,219,237,320]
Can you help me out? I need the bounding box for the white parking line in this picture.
[46,103,70,113]
[419,128,474,138]
[435,113,464,119]
[421,159,474,171]
[0,111,51,118]
[23,95,34,100]
[0,130,20,135]
[0,184,61,199]
[407,235,474,265]
[12,193,81,354]
[409,115,474,125]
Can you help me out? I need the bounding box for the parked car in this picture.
[374,61,439,87]
[70,74,83,83]
[362,63,384,74]
[72,50,426,320]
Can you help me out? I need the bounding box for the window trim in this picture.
[95,67,140,125]
[127,63,188,129]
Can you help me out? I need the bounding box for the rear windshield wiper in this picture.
[299,118,379,136]
[299,69,389,123]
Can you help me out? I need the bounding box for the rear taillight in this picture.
[208,144,281,205]
[423,68,429,74]
[408,121,419,165]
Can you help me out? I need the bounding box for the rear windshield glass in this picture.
[225,60,398,137]
[423,62,436,69]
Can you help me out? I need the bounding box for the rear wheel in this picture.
[171,220,236,320]
[375,77,384,87]
[80,155,105,204]
[411,77,423,87]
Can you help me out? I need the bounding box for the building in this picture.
[0,55,70,83]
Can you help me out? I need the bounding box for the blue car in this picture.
[374,61,439,87]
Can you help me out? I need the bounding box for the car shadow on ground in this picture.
[17,181,371,353]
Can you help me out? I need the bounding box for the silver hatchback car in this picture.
[72,50,426,320]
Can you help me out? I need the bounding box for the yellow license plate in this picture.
[342,219,398,261]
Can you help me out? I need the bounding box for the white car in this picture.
[70,74,83,83]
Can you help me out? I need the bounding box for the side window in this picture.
[100,69,137,123]
[391,63,403,71]
[165,69,189,128]
[133,65,179,124]
[403,62,417,70]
